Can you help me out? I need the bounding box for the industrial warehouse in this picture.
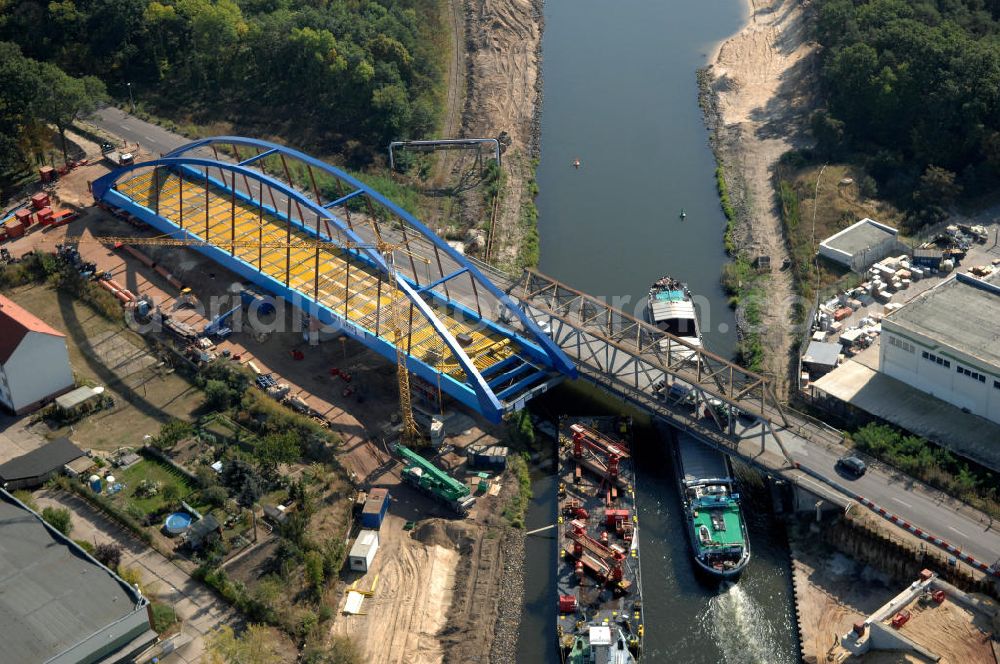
[0,489,157,664]
[881,272,1000,424]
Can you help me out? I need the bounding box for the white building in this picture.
[0,294,74,414]
[880,273,1000,424]
[819,218,902,272]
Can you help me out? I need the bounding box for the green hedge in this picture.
[851,423,1000,519]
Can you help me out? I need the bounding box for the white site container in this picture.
[348,529,380,572]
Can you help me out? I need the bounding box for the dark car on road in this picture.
[836,455,867,478]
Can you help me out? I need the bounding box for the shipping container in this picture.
[360,488,390,529]
[14,208,32,226]
[48,209,79,227]
[467,444,509,470]
[35,207,53,224]
[38,166,55,183]
[348,529,380,572]
[4,219,25,239]
[30,192,50,210]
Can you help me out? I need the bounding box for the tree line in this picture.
[0,0,446,173]
[0,41,106,178]
[812,0,1000,222]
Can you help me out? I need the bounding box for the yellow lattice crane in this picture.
[73,228,421,444]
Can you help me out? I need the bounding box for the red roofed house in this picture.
[0,294,74,414]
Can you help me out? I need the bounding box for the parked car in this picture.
[836,455,867,478]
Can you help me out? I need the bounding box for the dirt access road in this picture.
[461,0,542,266]
[707,0,817,396]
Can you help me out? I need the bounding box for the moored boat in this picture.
[556,416,643,663]
[646,276,701,360]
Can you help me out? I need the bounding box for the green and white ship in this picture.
[673,435,751,580]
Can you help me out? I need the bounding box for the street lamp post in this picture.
[126,82,136,113]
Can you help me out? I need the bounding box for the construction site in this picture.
[0,128,553,662]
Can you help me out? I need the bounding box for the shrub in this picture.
[155,420,194,450]
[74,539,95,554]
[203,485,229,508]
[205,379,236,411]
[304,550,325,597]
[12,490,37,510]
[150,602,177,634]
[42,506,72,536]
[94,542,123,569]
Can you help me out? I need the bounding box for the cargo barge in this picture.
[557,417,643,663]
[673,435,750,580]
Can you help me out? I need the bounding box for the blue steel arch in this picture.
[91,153,575,422]
[163,136,575,377]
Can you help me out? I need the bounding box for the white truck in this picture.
[101,142,135,167]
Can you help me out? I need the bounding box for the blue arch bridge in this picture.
[91,136,577,422]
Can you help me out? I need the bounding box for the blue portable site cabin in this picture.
[360,488,390,529]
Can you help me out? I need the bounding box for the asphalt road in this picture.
[781,428,1000,566]
[92,107,188,156]
[89,107,1000,570]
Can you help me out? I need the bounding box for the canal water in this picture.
[535,0,743,353]
[519,0,802,660]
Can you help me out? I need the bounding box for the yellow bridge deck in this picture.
[116,170,518,382]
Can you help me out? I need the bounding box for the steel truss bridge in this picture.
[91,136,832,461]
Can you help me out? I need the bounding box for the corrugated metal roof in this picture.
[649,299,696,322]
[0,438,84,482]
[0,490,148,663]
[55,385,100,410]
[0,294,65,364]
[803,341,841,368]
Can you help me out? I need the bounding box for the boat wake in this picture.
[700,582,795,664]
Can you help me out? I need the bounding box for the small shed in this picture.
[819,218,901,273]
[0,438,85,490]
[64,455,96,478]
[263,504,288,524]
[802,341,841,376]
[348,529,380,572]
[186,514,222,550]
[55,386,103,414]
[467,444,509,471]
[360,488,390,530]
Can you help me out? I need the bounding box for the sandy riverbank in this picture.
[703,0,817,395]
[459,0,544,266]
